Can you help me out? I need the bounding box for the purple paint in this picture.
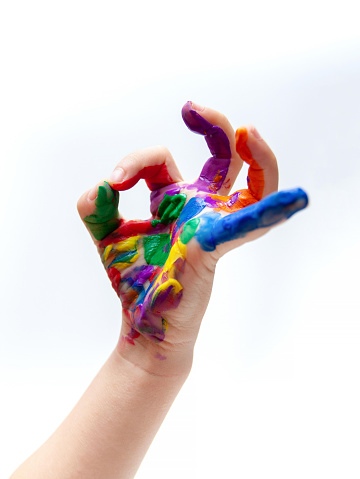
[203,191,243,209]
[150,186,182,217]
[151,284,183,313]
[133,303,166,342]
[155,352,167,360]
[181,102,231,192]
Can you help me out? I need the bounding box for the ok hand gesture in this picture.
[77,102,308,373]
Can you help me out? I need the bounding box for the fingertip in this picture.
[265,188,309,221]
[191,102,205,112]
[182,100,199,114]
[235,125,264,151]
[250,126,263,141]
[88,184,99,201]
[182,100,205,113]
[235,127,249,155]
[77,189,95,218]
[279,187,309,205]
[182,101,225,133]
[181,101,192,119]
[291,187,309,210]
[245,125,263,141]
[181,101,206,134]
[77,180,110,219]
[236,124,278,198]
[108,167,125,188]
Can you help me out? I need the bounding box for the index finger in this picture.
[109,145,183,192]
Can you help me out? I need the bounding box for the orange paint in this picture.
[223,178,231,190]
[206,128,266,213]
[209,189,257,213]
[209,170,223,192]
[235,127,265,200]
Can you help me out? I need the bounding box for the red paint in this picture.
[107,267,121,294]
[117,219,154,236]
[120,289,139,310]
[149,268,159,283]
[125,327,141,345]
[99,219,154,247]
[121,309,140,345]
[112,164,175,192]
[129,327,140,340]
[223,178,231,190]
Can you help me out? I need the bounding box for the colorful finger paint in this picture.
[112,164,175,191]
[151,193,187,226]
[181,102,232,193]
[84,182,120,240]
[235,127,265,200]
[84,102,308,346]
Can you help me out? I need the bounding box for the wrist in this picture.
[116,320,194,379]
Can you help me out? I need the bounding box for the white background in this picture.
[1,0,359,477]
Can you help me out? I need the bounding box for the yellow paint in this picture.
[103,235,141,267]
[163,237,186,273]
[151,237,187,307]
[103,245,113,262]
[155,278,183,297]
[114,235,141,252]
[111,251,140,270]
[162,317,168,333]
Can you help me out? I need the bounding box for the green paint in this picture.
[179,218,200,244]
[143,234,171,266]
[155,193,187,225]
[84,182,120,241]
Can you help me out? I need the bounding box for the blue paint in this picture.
[174,196,207,234]
[109,249,137,267]
[195,188,308,251]
[121,265,155,305]
[194,212,221,251]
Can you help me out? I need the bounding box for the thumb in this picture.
[77,181,121,243]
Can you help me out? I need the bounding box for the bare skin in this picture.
[11,103,307,479]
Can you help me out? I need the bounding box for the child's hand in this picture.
[77,102,308,374]
[13,102,308,479]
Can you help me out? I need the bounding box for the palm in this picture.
[81,102,308,347]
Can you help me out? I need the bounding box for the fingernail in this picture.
[191,102,205,112]
[88,184,99,201]
[251,127,262,140]
[109,167,125,184]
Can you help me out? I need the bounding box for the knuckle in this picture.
[156,145,171,158]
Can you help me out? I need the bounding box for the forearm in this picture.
[11,346,191,479]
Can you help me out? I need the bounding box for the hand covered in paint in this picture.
[78,102,308,372]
